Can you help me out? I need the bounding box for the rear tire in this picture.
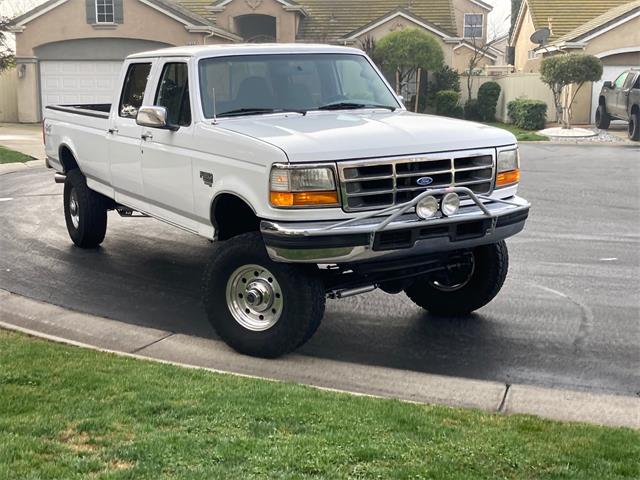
[63,169,108,248]
[202,232,325,358]
[404,241,509,316]
[629,112,639,141]
[595,105,610,129]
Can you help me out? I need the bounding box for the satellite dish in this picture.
[530,27,550,46]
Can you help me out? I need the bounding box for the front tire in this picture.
[202,232,325,358]
[404,241,509,316]
[595,105,610,129]
[629,112,639,141]
[63,169,108,248]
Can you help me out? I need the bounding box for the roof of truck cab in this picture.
[127,44,365,60]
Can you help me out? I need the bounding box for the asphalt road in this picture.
[1,144,639,396]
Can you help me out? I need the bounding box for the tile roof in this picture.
[295,0,456,42]
[553,0,640,42]
[526,0,635,41]
[176,0,458,42]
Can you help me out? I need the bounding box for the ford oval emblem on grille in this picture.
[416,176,434,186]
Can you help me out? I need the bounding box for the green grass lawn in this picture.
[1,330,638,480]
[0,145,33,164]
[488,122,550,142]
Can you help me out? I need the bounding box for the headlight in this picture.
[496,148,520,188]
[441,192,460,216]
[270,166,339,207]
[416,195,439,219]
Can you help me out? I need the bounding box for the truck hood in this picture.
[217,110,516,162]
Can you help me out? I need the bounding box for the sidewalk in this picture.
[1,289,638,429]
[0,122,45,160]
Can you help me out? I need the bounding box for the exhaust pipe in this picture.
[327,285,377,299]
[54,173,66,184]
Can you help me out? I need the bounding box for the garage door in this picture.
[40,61,123,112]
[591,65,633,123]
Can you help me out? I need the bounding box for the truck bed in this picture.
[46,103,111,119]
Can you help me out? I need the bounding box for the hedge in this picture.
[435,90,463,118]
[477,82,501,122]
[464,99,481,121]
[507,99,547,130]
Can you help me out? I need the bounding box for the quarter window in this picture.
[96,0,114,23]
[155,63,191,127]
[464,14,483,39]
[119,63,151,118]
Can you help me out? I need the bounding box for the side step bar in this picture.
[54,173,66,184]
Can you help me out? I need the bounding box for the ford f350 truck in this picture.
[44,44,530,358]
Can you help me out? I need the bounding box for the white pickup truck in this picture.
[44,44,530,358]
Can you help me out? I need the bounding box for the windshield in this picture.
[198,53,400,118]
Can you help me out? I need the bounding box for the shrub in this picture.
[427,66,461,104]
[508,99,547,130]
[435,90,463,118]
[464,99,481,121]
[477,82,501,122]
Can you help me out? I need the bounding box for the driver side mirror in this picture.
[136,106,179,131]
[603,81,613,89]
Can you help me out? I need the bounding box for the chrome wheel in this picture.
[225,264,283,331]
[430,256,475,292]
[69,188,80,229]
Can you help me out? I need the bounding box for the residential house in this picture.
[510,0,639,122]
[9,0,500,122]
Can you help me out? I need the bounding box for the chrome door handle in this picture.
[141,132,153,141]
[107,127,118,134]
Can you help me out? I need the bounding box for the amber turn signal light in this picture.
[496,169,520,187]
[270,191,339,207]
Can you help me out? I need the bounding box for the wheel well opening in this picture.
[599,96,606,106]
[212,194,260,241]
[631,104,639,115]
[59,146,79,172]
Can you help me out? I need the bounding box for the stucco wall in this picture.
[452,45,494,72]
[33,38,172,61]
[512,4,538,72]
[214,0,297,42]
[452,0,489,42]
[352,18,455,69]
[0,69,19,123]
[14,0,209,57]
[584,15,640,59]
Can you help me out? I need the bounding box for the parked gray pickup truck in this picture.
[596,68,640,141]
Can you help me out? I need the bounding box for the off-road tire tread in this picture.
[64,169,107,248]
[202,232,325,358]
[404,241,509,316]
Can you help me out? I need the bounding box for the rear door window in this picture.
[154,63,191,127]
[119,63,152,118]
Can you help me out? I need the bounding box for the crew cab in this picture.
[44,44,530,358]
[596,68,640,141]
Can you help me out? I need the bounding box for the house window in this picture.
[96,0,115,24]
[464,13,483,39]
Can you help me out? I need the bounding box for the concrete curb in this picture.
[0,159,45,175]
[1,289,638,429]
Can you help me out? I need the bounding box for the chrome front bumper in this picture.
[260,187,530,264]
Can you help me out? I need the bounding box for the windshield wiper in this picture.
[218,108,306,118]
[316,102,396,112]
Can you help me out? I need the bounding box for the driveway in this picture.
[0,143,639,399]
[0,123,45,160]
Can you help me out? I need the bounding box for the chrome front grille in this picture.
[337,149,495,212]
